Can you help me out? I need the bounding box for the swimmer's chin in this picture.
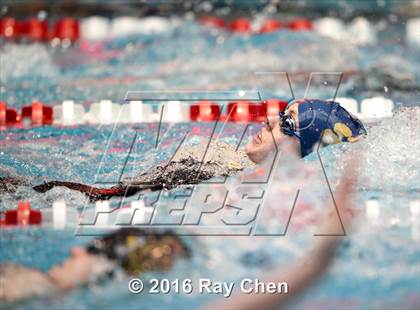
[245,139,301,164]
[245,144,269,164]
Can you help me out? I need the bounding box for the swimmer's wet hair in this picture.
[86,228,191,275]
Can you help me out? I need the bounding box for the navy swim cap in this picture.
[295,99,366,157]
[86,228,190,275]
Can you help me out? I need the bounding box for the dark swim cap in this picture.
[86,228,191,276]
[296,99,366,157]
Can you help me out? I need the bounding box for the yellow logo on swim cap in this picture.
[321,122,362,145]
[321,128,341,145]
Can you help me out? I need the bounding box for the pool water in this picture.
[1,15,419,310]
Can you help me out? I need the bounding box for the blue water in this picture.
[0,16,419,309]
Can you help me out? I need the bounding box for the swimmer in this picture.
[0,99,365,200]
[0,228,190,303]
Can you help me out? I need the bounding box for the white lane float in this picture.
[410,200,419,240]
[129,100,144,122]
[314,17,347,41]
[99,99,113,124]
[347,17,377,45]
[365,199,380,222]
[334,96,394,121]
[314,17,376,45]
[80,16,110,41]
[115,200,154,225]
[111,16,140,37]
[406,18,420,48]
[85,100,122,124]
[335,97,359,116]
[360,97,394,119]
[95,200,111,226]
[131,200,152,225]
[410,200,419,218]
[162,101,188,123]
[52,200,67,229]
[119,101,155,123]
[136,17,172,34]
[53,100,86,125]
[115,203,136,226]
[110,16,171,38]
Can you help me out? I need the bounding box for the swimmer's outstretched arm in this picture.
[0,176,163,201]
[32,181,163,201]
[203,161,358,310]
[2,149,245,201]
[2,158,220,201]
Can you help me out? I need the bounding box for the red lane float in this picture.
[264,99,288,116]
[248,103,267,122]
[227,101,251,122]
[53,17,80,42]
[199,16,226,29]
[21,102,53,126]
[0,102,20,127]
[190,101,221,121]
[227,101,266,122]
[0,17,79,42]
[230,18,251,33]
[260,19,283,33]
[0,17,23,40]
[3,201,42,226]
[227,99,288,122]
[26,18,49,41]
[288,18,313,31]
[203,17,313,34]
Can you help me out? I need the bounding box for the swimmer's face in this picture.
[48,247,103,289]
[245,103,300,163]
